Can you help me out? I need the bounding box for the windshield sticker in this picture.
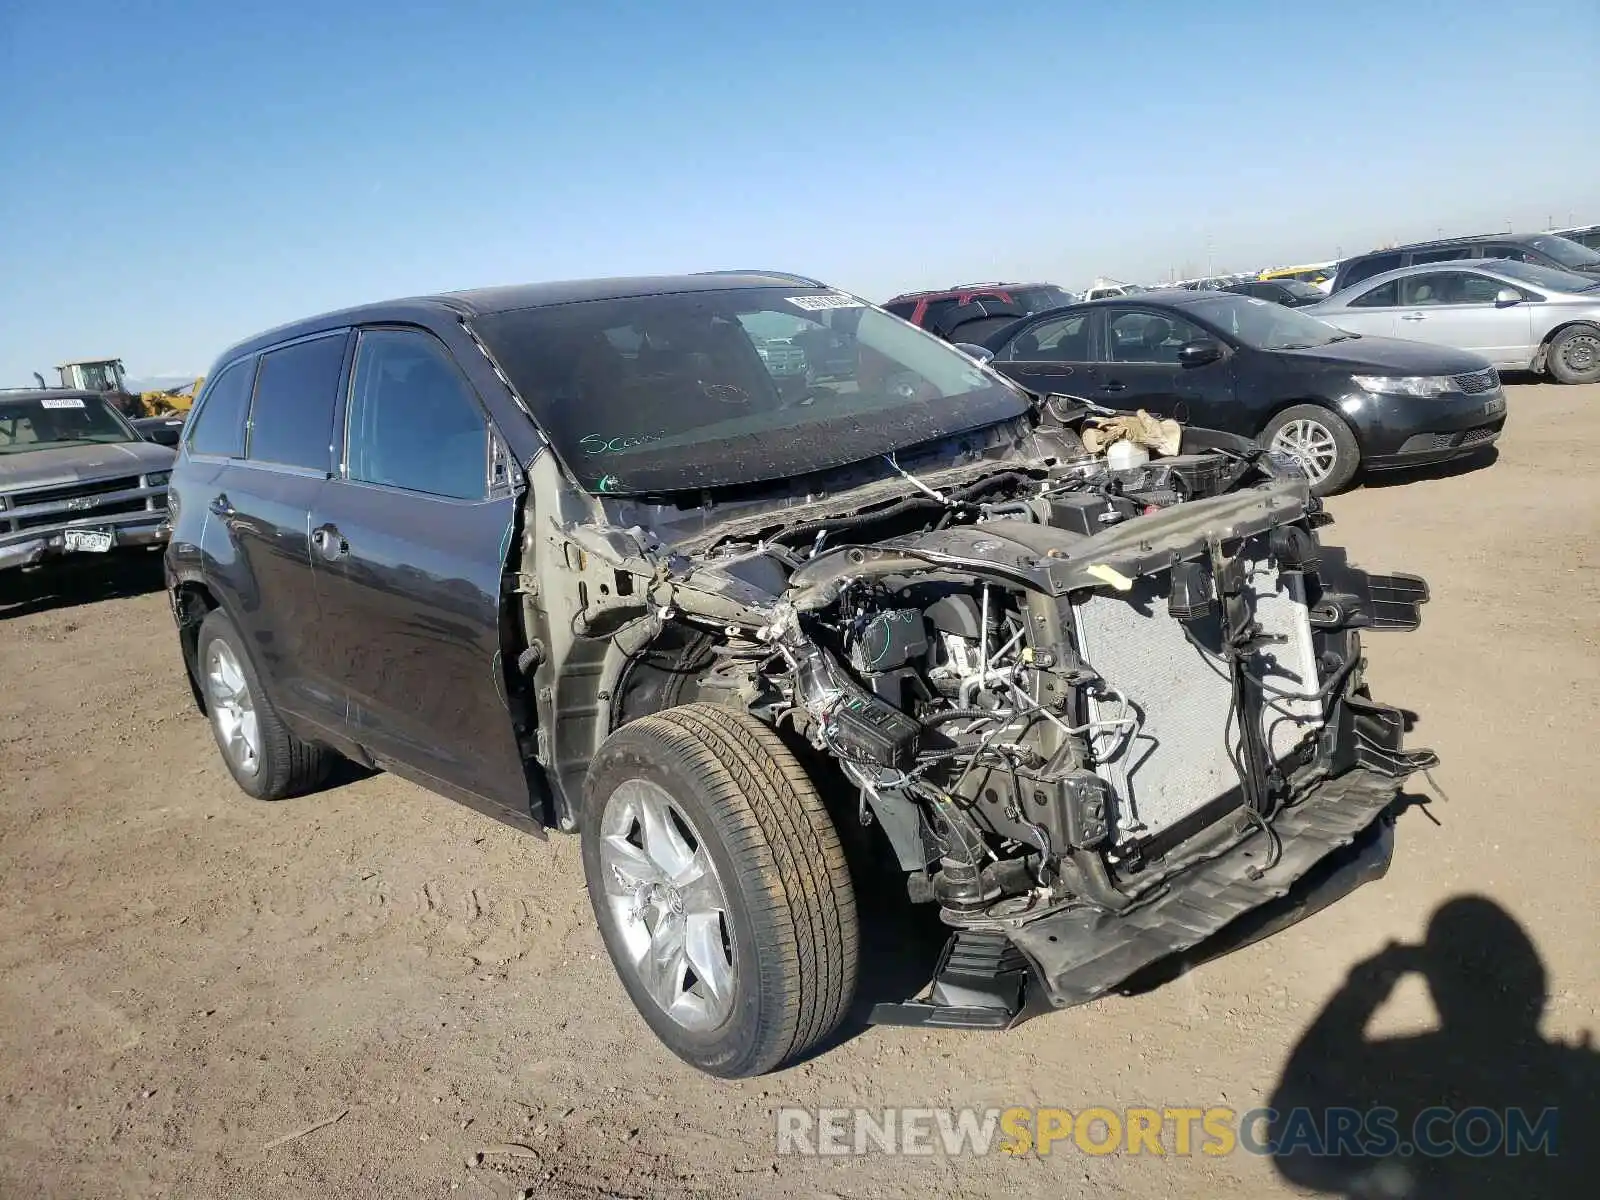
[579,431,664,456]
[596,474,622,492]
[788,292,864,311]
[40,397,86,409]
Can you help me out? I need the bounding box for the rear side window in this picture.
[248,334,347,471]
[1341,253,1402,289]
[883,301,917,320]
[187,358,255,457]
[1411,247,1473,265]
[345,329,488,500]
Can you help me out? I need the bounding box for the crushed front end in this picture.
[548,417,1436,1029]
[737,445,1434,1025]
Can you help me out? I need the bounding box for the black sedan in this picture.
[978,290,1507,492]
[1222,279,1328,308]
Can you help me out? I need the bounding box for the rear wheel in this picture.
[581,703,859,1077]
[1263,404,1361,495]
[196,609,335,800]
[1546,324,1600,384]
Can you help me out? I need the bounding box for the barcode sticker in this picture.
[788,293,864,311]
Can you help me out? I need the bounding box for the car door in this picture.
[990,309,1100,396]
[1392,271,1533,366]
[191,334,351,731]
[1320,278,1402,338]
[1092,307,1230,421]
[309,325,529,813]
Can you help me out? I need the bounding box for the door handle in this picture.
[1103,381,1127,393]
[208,494,235,517]
[312,524,349,561]
[1400,313,1427,322]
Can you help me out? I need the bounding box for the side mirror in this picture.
[952,342,994,364]
[1494,288,1523,308]
[1178,338,1224,367]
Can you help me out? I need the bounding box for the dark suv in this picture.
[166,273,1435,1077]
[884,283,1074,343]
[1331,232,1600,295]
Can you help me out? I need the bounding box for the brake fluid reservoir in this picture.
[1107,440,1151,470]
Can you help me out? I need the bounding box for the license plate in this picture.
[63,529,114,553]
[1483,395,1506,415]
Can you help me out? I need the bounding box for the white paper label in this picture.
[40,397,86,409]
[788,293,864,311]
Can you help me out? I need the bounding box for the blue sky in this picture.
[2,0,1596,383]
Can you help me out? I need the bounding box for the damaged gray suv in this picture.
[165,272,1436,1077]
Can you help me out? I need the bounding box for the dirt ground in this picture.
[3,382,1597,1199]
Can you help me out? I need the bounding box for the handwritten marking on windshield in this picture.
[579,431,664,456]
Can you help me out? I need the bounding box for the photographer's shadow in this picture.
[1268,895,1596,1198]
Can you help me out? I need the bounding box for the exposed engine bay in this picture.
[524,407,1437,1024]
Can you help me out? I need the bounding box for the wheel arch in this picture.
[171,578,222,714]
[1532,319,1600,375]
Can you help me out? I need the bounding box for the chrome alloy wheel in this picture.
[205,640,260,776]
[599,779,736,1031]
[1270,418,1340,485]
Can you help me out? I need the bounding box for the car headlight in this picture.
[1351,374,1457,398]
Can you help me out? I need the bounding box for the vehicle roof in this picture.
[1323,257,1593,298]
[885,282,1061,304]
[1344,233,1552,260]
[0,388,105,402]
[216,272,829,364]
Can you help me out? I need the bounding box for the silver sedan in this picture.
[1307,259,1600,384]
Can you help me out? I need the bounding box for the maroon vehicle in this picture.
[884,282,1075,344]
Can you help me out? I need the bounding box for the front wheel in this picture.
[1546,324,1600,384]
[1263,404,1361,495]
[581,703,859,1077]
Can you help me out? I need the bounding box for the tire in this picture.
[195,608,335,800]
[1545,323,1600,385]
[581,703,859,1077]
[1262,404,1361,495]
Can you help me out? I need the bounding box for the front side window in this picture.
[1457,273,1509,304]
[0,393,137,454]
[187,359,255,457]
[472,287,1026,494]
[1103,310,1205,364]
[345,329,488,500]
[249,335,347,471]
[999,311,1091,361]
[1399,273,1467,306]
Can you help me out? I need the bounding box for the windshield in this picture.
[1182,293,1348,350]
[1527,234,1600,270]
[473,287,1029,494]
[1491,258,1600,293]
[0,394,137,455]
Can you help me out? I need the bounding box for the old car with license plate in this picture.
[1,389,174,572]
[165,273,1435,1076]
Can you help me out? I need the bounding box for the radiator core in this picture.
[1071,548,1321,843]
